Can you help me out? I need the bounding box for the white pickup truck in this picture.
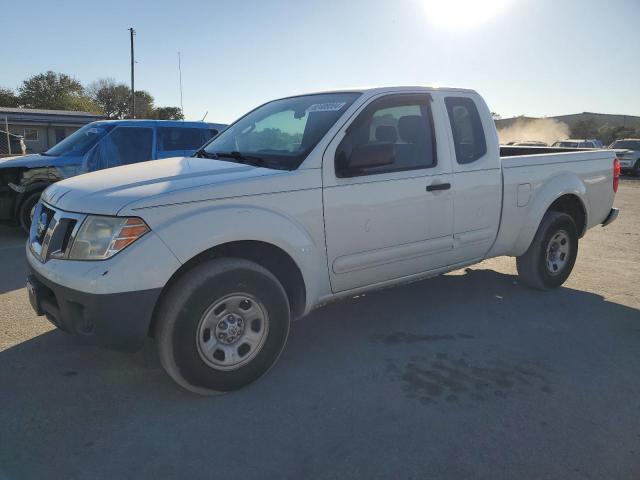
[25,86,620,394]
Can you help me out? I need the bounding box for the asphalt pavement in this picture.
[1,179,639,480]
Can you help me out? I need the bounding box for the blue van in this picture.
[0,119,226,230]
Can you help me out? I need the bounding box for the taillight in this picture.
[613,158,620,193]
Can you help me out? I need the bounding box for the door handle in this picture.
[426,182,451,192]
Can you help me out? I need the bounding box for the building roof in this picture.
[0,107,105,126]
[0,106,103,117]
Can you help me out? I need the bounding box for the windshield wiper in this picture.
[194,148,218,159]
[213,151,266,168]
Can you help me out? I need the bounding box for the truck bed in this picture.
[489,148,617,259]
[500,145,592,157]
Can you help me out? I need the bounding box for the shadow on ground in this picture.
[1,268,639,479]
[0,227,28,294]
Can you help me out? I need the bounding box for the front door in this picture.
[323,93,454,293]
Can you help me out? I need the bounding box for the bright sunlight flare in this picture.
[421,0,513,29]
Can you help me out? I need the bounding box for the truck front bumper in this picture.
[27,267,161,351]
[25,226,182,352]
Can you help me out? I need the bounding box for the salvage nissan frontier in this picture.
[25,86,620,394]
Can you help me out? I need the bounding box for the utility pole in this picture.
[129,27,136,119]
[177,52,184,119]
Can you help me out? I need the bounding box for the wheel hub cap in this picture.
[196,293,269,371]
[545,230,570,276]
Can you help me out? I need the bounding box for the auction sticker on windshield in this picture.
[306,102,347,112]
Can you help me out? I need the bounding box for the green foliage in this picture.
[570,119,598,140]
[599,125,637,146]
[87,78,131,119]
[133,90,155,119]
[0,87,19,107]
[18,71,99,112]
[152,106,184,120]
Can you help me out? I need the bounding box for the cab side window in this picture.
[335,94,436,177]
[157,127,213,155]
[107,127,153,166]
[444,97,487,164]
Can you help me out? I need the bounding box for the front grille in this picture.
[29,202,85,262]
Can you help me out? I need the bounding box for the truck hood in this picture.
[42,157,306,215]
[0,153,81,169]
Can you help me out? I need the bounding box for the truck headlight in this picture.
[68,216,150,260]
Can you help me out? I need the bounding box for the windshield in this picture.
[610,140,640,150]
[45,123,114,157]
[202,92,361,170]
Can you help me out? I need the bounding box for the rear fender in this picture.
[510,173,588,257]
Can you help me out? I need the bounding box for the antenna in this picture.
[129,28,136,118]
[201,111,208,121]
[177,51,184,120]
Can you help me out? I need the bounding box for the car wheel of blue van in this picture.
[19,192,42,234]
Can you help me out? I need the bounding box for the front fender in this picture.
[143,201,327,314]
[510,172,588,257]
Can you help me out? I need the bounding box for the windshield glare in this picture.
[45,123,114,157]
[610,140,640,150]
[203,93,361,170]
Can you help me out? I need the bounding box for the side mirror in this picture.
[336,142,394,177]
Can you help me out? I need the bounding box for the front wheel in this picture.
[19,191,42,233]
[155,258,291,395]
[516,212,578,290]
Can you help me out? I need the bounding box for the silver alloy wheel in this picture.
[545,230,570,275]
[196,293,269,371]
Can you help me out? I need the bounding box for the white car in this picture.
[551,139,603,149]
[609,139,640,176]
[26,86,620,394]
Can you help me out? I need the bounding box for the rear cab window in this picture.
[444,96,487,164]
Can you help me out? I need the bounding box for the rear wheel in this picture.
[155,258,291,395]
[632,161,640,177]
[516,212,578,290]
[18,191,42,233]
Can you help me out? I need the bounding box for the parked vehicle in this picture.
[513,141,548,147]
[0,120,226,231]
[551,139,602,149]
[609,139,640,176]
[25,86,619,394]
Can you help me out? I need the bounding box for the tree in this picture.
[599,125,636,146]
[133,90,155,119]
[18,71,99,112]
[153,106,184,120]
[571,119,598,140]
[0,87,19,107]
[87,78,131,119]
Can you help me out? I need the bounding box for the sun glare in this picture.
[421,0,512,29]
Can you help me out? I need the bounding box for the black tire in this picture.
[516,212,578,290]
[155,257,291,395]
[18,191,42,233]
[633,161,640,177]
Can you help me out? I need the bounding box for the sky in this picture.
[2,0,639,123]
